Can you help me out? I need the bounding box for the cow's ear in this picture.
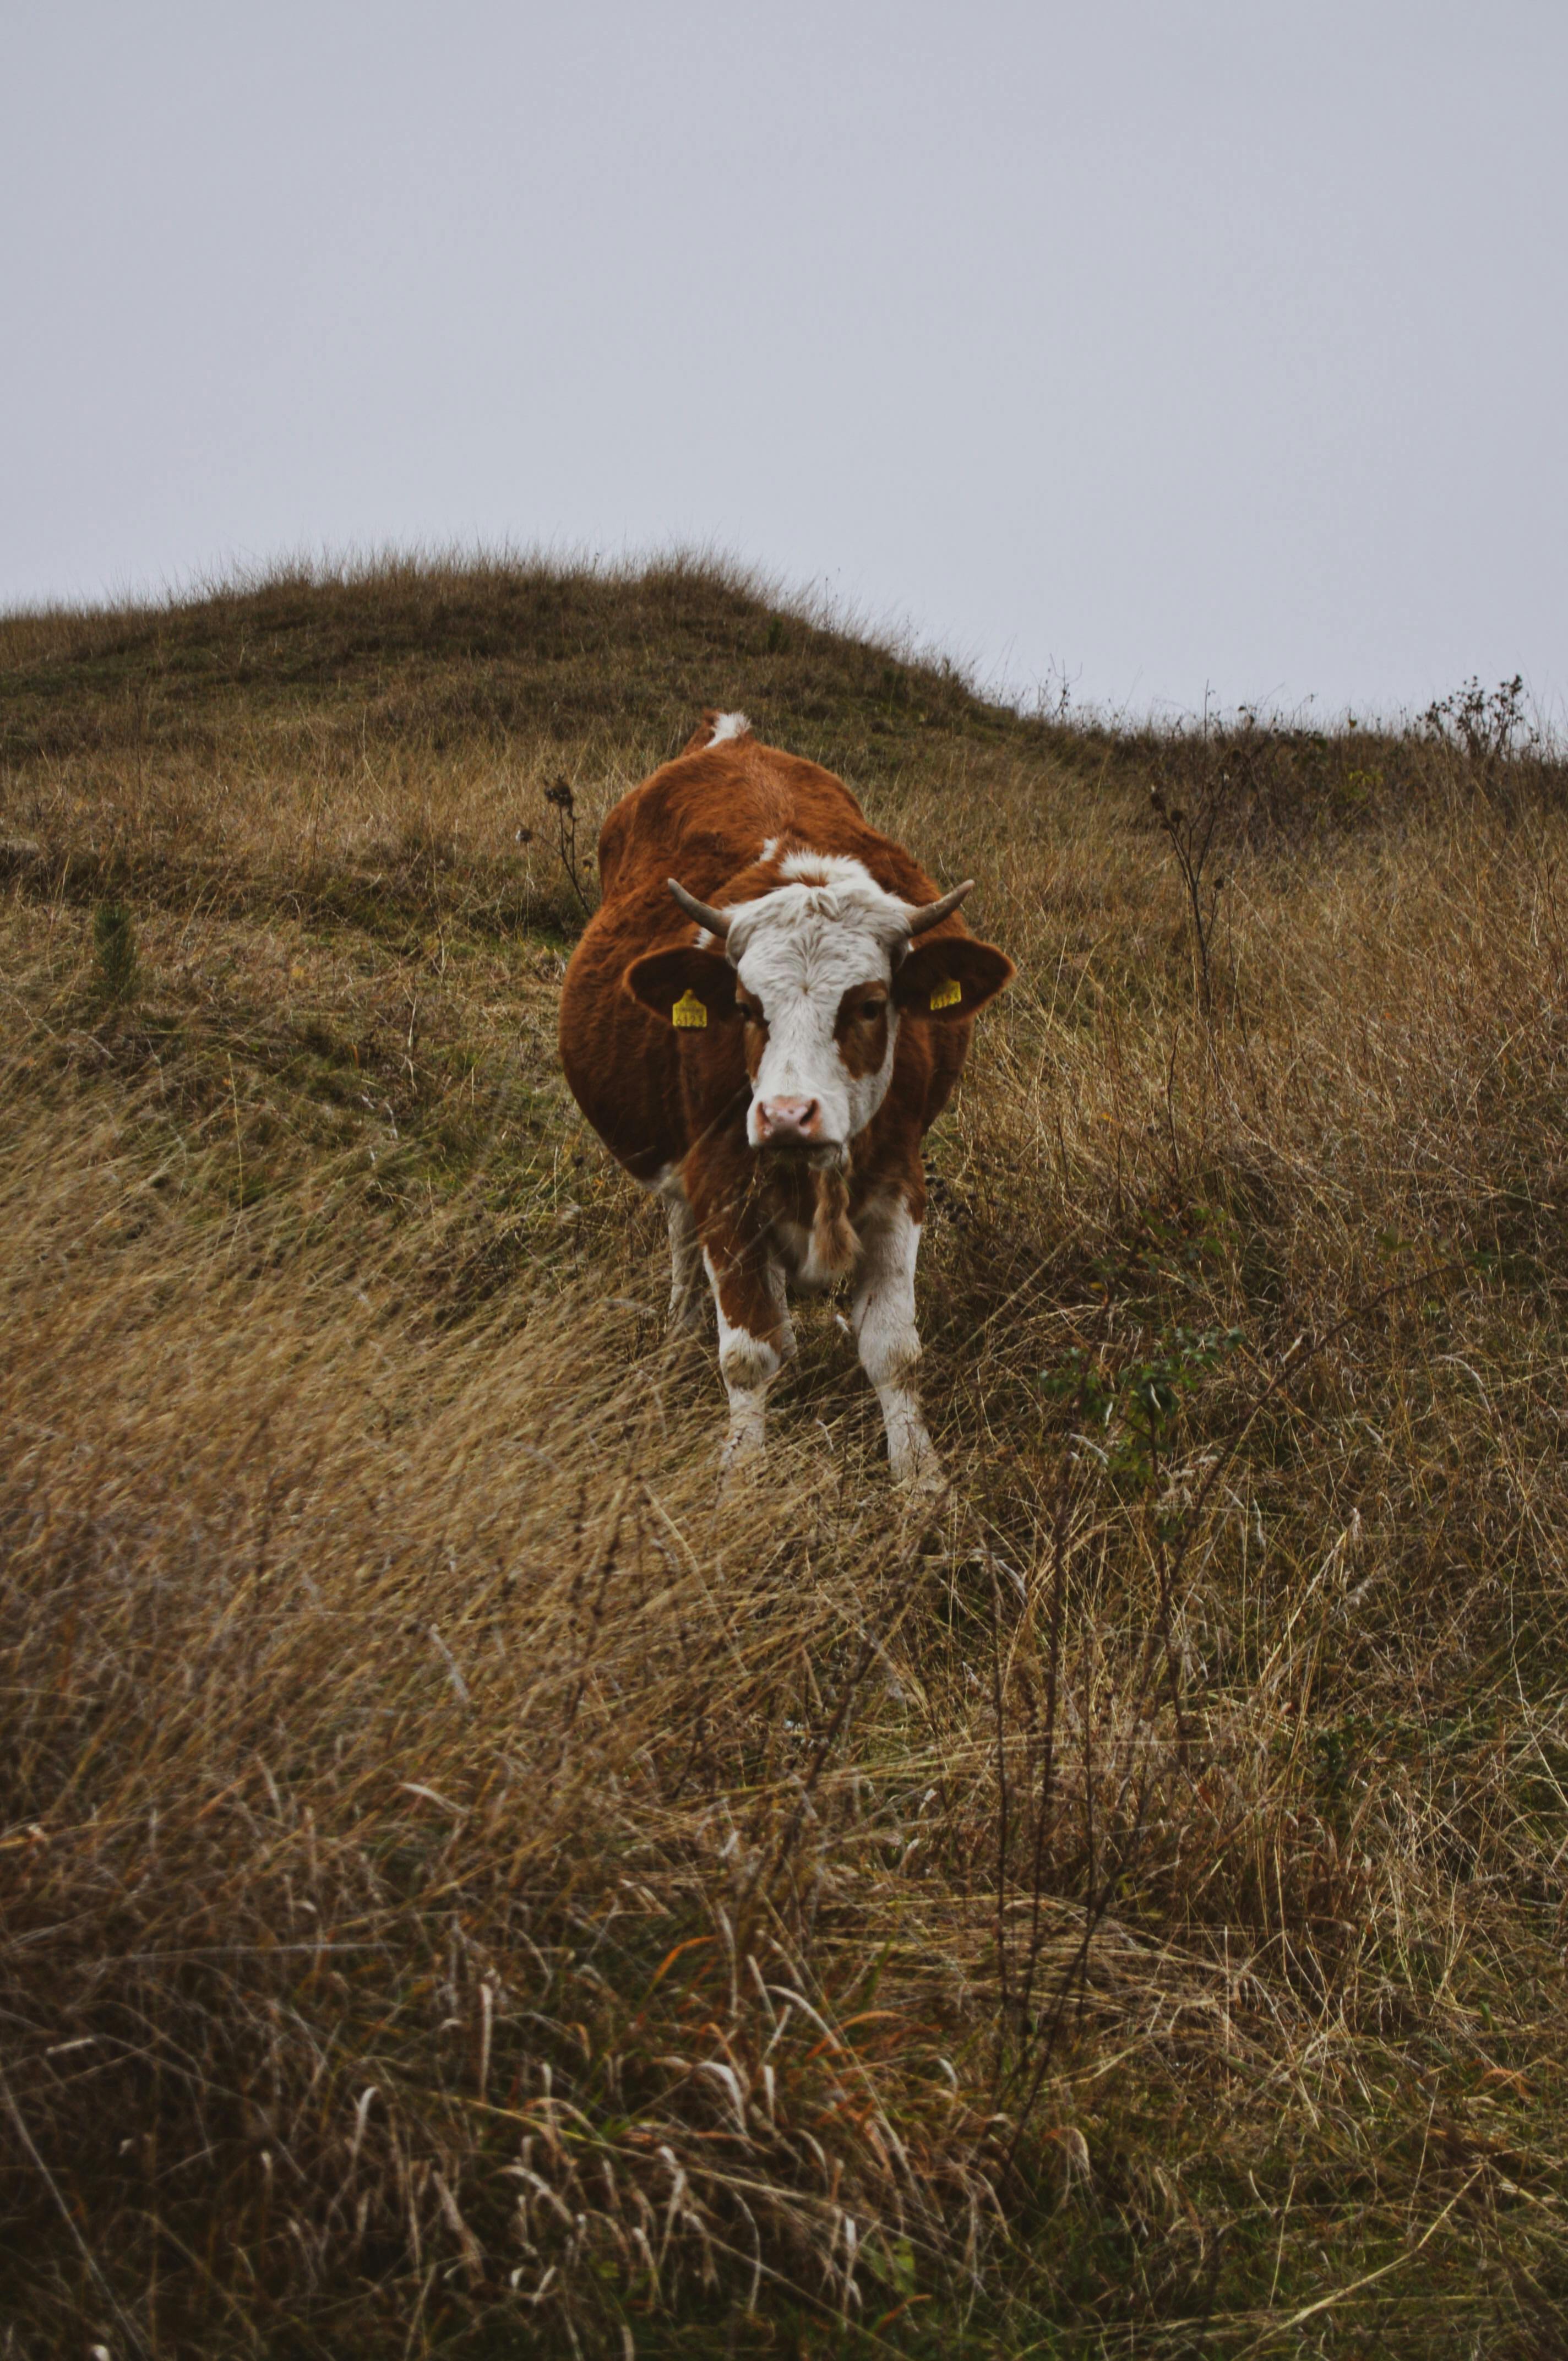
[894,936,1015,1021]
[623,945,739,1027]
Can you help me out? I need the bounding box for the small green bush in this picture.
[92,902,138,1004]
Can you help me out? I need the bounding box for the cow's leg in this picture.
[852,1197,941,1490]
[660,1176,705,1332]
[700,1229,792,1472]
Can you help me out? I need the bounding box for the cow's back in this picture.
[596,739,867,900]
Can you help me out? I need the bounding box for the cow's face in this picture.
[626,856,1014,1165]
[727,872,908,1158]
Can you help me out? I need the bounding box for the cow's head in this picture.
[625,855,1014,1164]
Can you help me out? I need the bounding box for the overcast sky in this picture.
[4,2,1564,719]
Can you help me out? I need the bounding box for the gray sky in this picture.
[4,2,1565,719]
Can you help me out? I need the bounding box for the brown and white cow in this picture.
[558,711,1014,1484]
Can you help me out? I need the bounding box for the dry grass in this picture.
[3,558,1568,2357]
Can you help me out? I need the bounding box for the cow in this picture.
[558,710,1014,1487]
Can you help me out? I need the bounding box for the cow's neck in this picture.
[756,1156,861,1287]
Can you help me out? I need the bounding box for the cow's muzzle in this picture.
[754,1095,823,1148]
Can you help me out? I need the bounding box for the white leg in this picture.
[662,1182,705,1332]
[705,1250,790,1471]
[851,1201,942,1490]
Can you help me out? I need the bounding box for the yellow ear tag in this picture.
[929,976,962,1010]
[672,989,708,1029]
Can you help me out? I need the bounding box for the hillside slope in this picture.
[3,561,1567,2357]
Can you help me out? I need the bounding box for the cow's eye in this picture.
[858,999,885,1023]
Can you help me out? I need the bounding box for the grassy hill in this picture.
[3,558,1567,2357]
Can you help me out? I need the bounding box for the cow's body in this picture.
[559,712,1013,1482]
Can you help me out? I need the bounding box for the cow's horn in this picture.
[668,878,732,939]
[904,879,975,937]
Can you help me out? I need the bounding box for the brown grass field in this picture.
[3,557,1567,2357]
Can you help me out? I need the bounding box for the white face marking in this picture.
[707,710,750,746]
[725,858,912,1154]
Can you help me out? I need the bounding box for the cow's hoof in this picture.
[894,1467,949,1505]
[718,1408,768,1493]
[716,1449,767,1503]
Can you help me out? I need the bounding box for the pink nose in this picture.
[755,1096,822,1145]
